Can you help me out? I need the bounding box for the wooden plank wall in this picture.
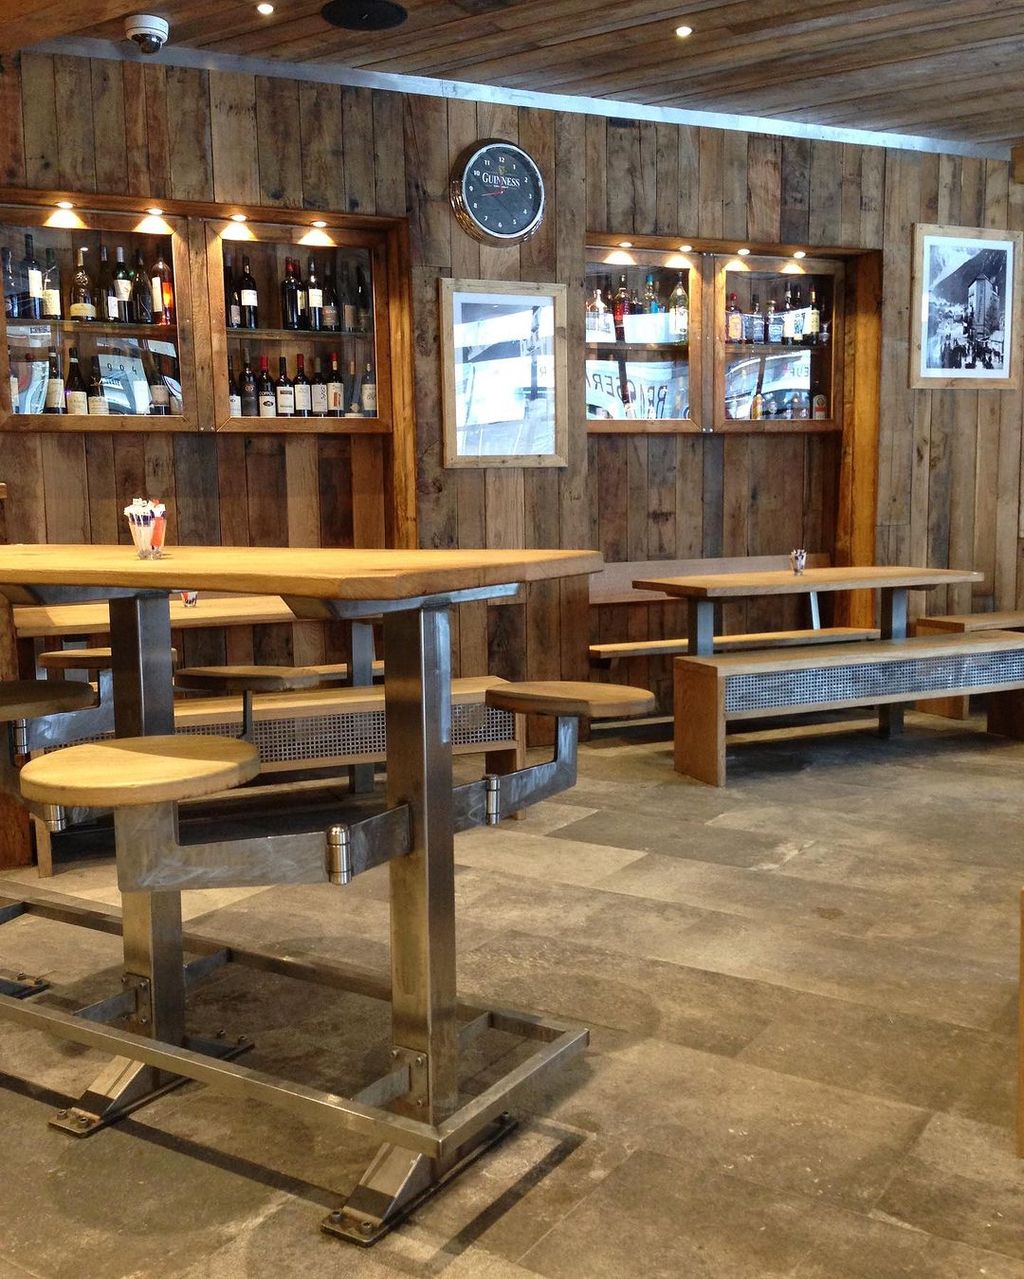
[0,52,1020,693]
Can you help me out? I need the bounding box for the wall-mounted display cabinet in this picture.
[0,190,411,438]
[585,236,846,435]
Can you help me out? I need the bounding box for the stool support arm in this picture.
[453,715,578,831]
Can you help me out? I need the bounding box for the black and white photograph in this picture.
[911,223,1022,388]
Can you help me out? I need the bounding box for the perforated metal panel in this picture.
[725,650,1024,714]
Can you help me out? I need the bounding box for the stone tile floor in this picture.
[0,712,1021,1278]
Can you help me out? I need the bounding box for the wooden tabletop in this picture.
[0,544,603,603]
[632,565,983,600]
[15,594,297,638]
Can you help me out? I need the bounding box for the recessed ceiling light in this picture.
[618,240,633,248]
[230,213,247,223]
[56,200,74,210]
[675,24,693,37]
[257,3,274,13]
[678,243,692,252]
[321,0,408,30]
[793,250,806,259]
[737,247,750,256]
[147,207,163,216]
[311,219,328,228]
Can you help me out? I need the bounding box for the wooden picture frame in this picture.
[440,277,568,467]
[910,223,1023,389]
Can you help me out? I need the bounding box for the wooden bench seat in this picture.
[915,611,1024,719]
[590,626,879,664]
[674,631,1024,786]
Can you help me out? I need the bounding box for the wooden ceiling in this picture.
[7,0,1024,146]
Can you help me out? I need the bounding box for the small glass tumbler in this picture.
[790,548,807,575]
[179,590,199,607]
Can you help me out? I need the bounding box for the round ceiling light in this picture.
[321,0,408,29]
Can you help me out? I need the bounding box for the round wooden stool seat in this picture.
[174,664,322,694]
[485,680,656,720]
[20,735,260,808]
[39,647,178,672]
[0,679,98,723]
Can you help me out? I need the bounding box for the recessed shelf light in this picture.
[311,219,328,228]
[230,213,247,223]
[56,200,74,210]
[678,243,693,252]
[257,3,275,14]
[147,207,163,216]
[793,250,806,259]
[675,24,693,37]
[618,240,633,248]
[737,247,750,256]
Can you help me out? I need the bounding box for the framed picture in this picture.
[911,223,1023,389]
[440,278,568,467]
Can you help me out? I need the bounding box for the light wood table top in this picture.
[632,565,983,599]
[0,544,602,603]
[14,594,297,638]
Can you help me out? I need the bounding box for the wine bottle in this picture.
[612,274,630,340]
[87,356,109,415]
[281,258,300,331]
[43,347,64,414]
[275,356,294,416]
[224,254,241,329]
[668,273,688,342]
[310,356,329,416]
[805,287,821,346]
[355,266,371,332]
[239,350,258,416]
[341,263,356,331]
[69,248,96,321]
[42,248,62,319]
[781,285,795,346]
[20,233,43,320]
[726,292,744,343]
[131,249,153,324]
[293,353,311,417]
[113,247,133,323]
[306,257,323,332]
[2,247,19,320]
[322,270,339,331]
[361,361,376,416]
[239,256,259,328]
[326,351,343,416]
[150,247,174,325]
[295,261,307,329]
[97,246,119,323]
[256,355,275,417]
[64,346,88,414]
[344,357,357,415]
[147,357,170,414]
[227,354,242,416]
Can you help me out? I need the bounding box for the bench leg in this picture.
[31,814,53,878]
[914,621,970,719]
[878,588,908,738]
[986,688,1024,740]
[674,659,727,786]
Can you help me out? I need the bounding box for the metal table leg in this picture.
[687,598,715,656]
[348,619,377,795]
[878,587,908,738]
[326,604,513,1244]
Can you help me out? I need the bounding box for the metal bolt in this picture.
[329,1211,343,1222]
[216,1029,227,1039]
[359,1221,373,1235]
[237,1035,248,1046]
[139,979,150,990]
[74,1114,88,1127]
[415,1055,425,1067]
[416,1097,426,1108]
[34,976,44,984]
[138,1016,149,1026]
[121,975,129,985]
[390,1049,398,1058]
[15,972,26,981]
[56,1109,68,1119]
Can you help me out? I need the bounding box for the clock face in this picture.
[451,141,545,245]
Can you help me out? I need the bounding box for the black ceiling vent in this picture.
[321,0,408,29]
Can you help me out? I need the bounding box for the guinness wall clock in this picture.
[450,139,546,246]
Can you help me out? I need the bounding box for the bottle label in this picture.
[258,391,276,417]
[294,383,311,411]
[43,289,61,317]
[812,394,828,419]
[311,383,329,414]
[241,393,258,416]
[297,290,307,314]
[241,289,258,308]
[362,382,377,414]
[327,380,343,411]
[276,387,294,415]
[69,302,97,320]
[343,304,356,330]
[323,304,339,329]
[767,315,784,343]
[9,372,19,412]
[727,313,744,342]
[307,288,323,308]
[805,310,820,335]
[114,279,132,301]
[27,268,42,299]
[782,312,796,340]
[228,392,242,416]
[106,295,120,321]
[150,277,164,313]
[87,394,109,415]
[149,382,170,407]
[45,377,64,409]
[65,389,88,414]
[229,302,241,326]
